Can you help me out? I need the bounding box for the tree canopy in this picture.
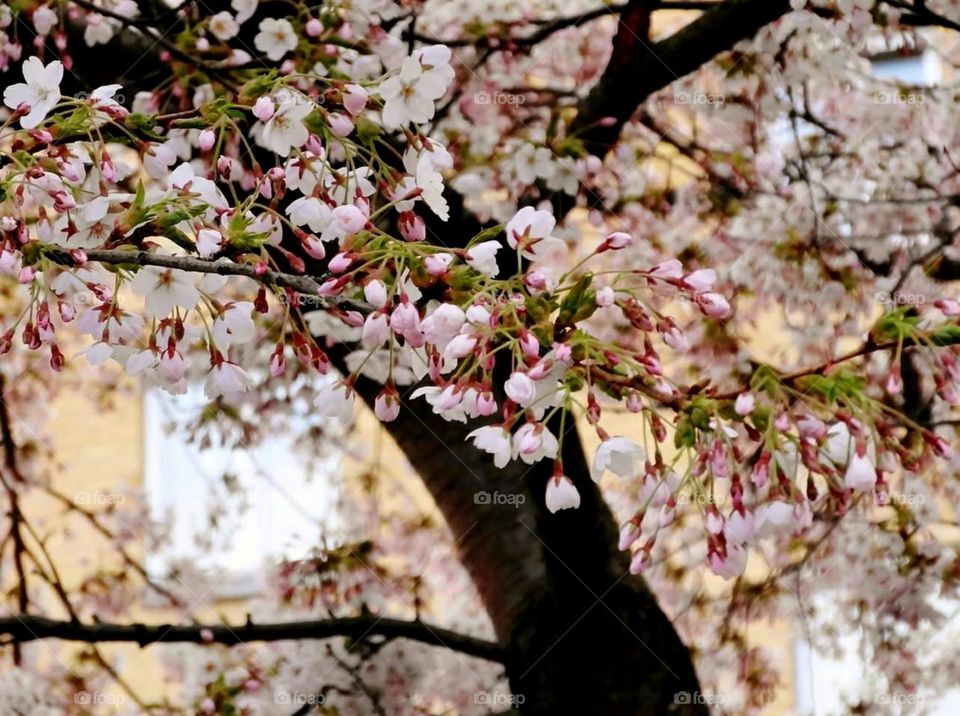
[1,0,960,714]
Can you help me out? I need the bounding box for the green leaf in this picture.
[465,223,504,248]
[355,114,381,144]
[929,324,960,347]
[239,72,279,103]
[524,294,557,323]
[795,369,866,405]
[675,416,696,449]
[557,273,596,327]
[870,306,920,342]
[750,364,782,395]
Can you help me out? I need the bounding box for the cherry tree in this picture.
[0,0,960,713]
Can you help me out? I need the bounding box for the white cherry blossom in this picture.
[3,57,62,129]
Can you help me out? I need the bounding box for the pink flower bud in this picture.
[618,522,641,551]
[302,236,325,259]
[327,252,353,273]
[327,112,354,137]
[662,326,688,352]
[697,292,731,318]
[253,96,275,121]
[389,301,420,334]
[596,285,615,307]
[935,299,960,317]
[629,547,651,574]
[734,392,755,416]
[270,347,286,376]
[342,83,369,116]
[50,344,64,371]
[29,129,53,145]
[425,253,454,276]
[216,156,234,180]
[796,414,826,439]
[398,212,426,242]
[317,278,342,296]
[649,259,683,280]
[477,390,497,416]
[505,371,536,406]
[525,269,548,291]
[99,158,116,182]
[527,358,553,381]
[519,332,540,359]
[375,389,401,421]
[684,269,717,293]
[885,367,903,395]
[363,279,388,309]
[600,231,632,251]
[305,18,323,36]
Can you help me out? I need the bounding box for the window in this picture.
[143,384,344,598]
[793,594,960,715]
[870,47,942,86]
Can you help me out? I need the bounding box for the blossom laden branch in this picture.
[45,248,327,298]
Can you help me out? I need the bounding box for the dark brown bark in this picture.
[569,0,791,156]
[0,615,503,660]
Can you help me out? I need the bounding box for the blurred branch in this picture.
[569,0,791,158]
[409,1,723,49]
[0,375,28,665]
[0,614,506,661]
[886,0,960,33]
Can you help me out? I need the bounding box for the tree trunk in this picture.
[347,373,705,715]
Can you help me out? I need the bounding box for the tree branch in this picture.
[410,1,723,48]
[46,248,327,298]
[569,0,791,158]
[0,614,506,662]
